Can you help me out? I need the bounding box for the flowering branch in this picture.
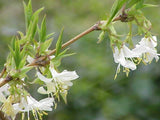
[27,21,104,67]
[0,0,159,120]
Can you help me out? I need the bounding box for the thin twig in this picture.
[0,111,11,120]
[0,75,13,87]
[0,66,6,78]
[27,21,104,67]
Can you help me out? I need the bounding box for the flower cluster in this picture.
[0,63,79,120]
[37,65,79,97]
[113,36,159,78]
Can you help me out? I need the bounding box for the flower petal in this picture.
[37,72,52,83]
[55,70,79,81]
[122,45,139,58]
[113,47,126,66]
[124,60,136,70]
[37,87,49,94]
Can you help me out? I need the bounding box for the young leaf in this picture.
[97,31,105,44]
[39,15,47,42]
[23,0,32,29]
[142,4,158,8]
[52,48,75,67]
[40,38,53,54]
[126,0,140,8]
[55,28,64,57]
[46,32,55,40]
[107,0,127,25]
[14,40,21,69]
[60,92,68,104]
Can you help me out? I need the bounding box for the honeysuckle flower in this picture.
[113,45,138,78]
[37,66,79,95]
[1,96,17,120]
[132,36,159,63]
[13,95,54,120]
[0,78,10,103]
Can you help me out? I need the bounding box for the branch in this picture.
[0,111,11,120]
[0,66,6,78]
[0,75,13,87]
[0,21,104,88]
[27,21,104,67]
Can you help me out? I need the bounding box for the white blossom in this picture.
[113,45,138,78]
[13,95,54,119]
[37,66,79,95]
[0,78,10,103]
[132,36,159,63]
[113,45,138,70]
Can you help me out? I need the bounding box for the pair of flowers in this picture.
[27,55,79,96]
[113,36,159,78]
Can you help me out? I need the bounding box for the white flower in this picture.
[0,78,10,103]
[13,95,54,119]
[113,45,138,78]
[113,45,138,70]
[132,36,159,63]
[37,66,79,95]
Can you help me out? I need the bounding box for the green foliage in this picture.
[23,0,32,29]
[39,38,53,54]
[26,7,44,42]
[107,0,127,25]
[55,28,64,57]
[0,0,160,120]
[53,48,75,67]
[97,31,105,44]
[38,15,47,43]
[9,38,26,70]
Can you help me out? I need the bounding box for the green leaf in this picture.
[26,7,44,42]
[13,66,33,78]
[126,0,140,8]
[55,28,64,57]
[97,31,105,44]
[40,38,53,54]
[21,67,33,75]
[17,31,24,39]
[135,0,144,10]
[11,37,16,51]
[60,92,68,104]
[52,48,75,67]
[107,0,127,25]
[46,32,55,40]
[142,4,158,8]
[14,40,21,69]
[39,15,47,42]
[23,0,33,29]
[9,39,27,70]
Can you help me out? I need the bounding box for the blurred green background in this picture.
[0,0,160,120]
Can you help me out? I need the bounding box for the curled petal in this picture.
[37,87,49,94]
[37,72,52,83]
[56,70,79,81]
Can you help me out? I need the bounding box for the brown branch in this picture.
[0,20,119,88]
[27,21,104,67]
[48,21,102,56]
[0,66,6,78]
[0,111,11,120]
[0,75,13,88]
